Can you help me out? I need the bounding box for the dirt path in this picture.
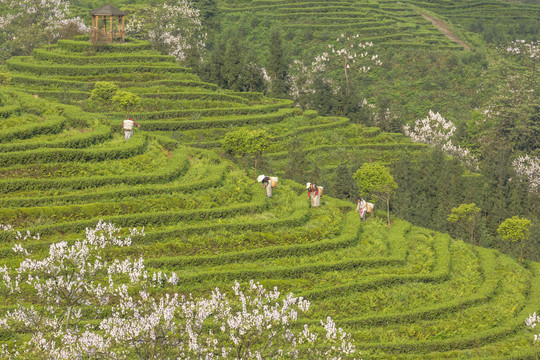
[420,13,470,50]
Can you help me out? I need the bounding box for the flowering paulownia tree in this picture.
[0,0,87,57]
[506,39,538,99]
[126,0,206,63]
[525,312,540,358]
[404,110,478,169]
[289,34,381,106]
[512,154,540,193]
[0,221,146,358]
[0,221,359,359]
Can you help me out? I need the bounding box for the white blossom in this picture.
[126,0,206,62]
[513,155,540,192]
[404,110,478,169]
[0,222,359,359]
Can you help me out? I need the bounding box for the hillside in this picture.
[0,39,539,358]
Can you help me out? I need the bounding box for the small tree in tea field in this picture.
[354,163,397,225]
[90,81,118,120]
[447,203,482,251]
[112,91,142,119]
[498,215,532,265]
[223,128,273,174]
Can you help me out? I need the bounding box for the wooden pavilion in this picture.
[90,4,127,43]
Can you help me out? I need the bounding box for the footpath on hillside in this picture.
[420,13,470,50]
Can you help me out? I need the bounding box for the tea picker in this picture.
[122,118,141,141]
[257,175,278,198]
[306,182,323,207]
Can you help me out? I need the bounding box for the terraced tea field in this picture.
[218,0,471,52]
[0,39,539,358]
[219,0,538,54]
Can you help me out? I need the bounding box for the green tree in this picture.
[223,128,273,174]
[353,163,397,225]
[266,29,289,98]
[203,35,227,88]
[245,49,266,93]
[224,36,246,91]
[90,81,119,120]
[498,215,532,265]
[112,91,142,119]
[447,203,482,251]
[284,135,308,182]
[310,75,335,116]
[333,164,358,201]
[191,0,219,33]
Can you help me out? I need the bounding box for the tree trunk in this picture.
[386,197,390,225]
[65,305,72,332]
[344,60,350,95]
[520,242,524,266]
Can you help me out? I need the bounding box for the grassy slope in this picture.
[0,37,539,358]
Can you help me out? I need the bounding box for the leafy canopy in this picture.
[223,128,273,158]
[353,163,397,199]
[447,203,481,250]
[90,81,119,104]
[498,215,532,265]
[112,91,142,118]
[353,163,397,224]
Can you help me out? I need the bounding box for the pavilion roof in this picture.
[90,4,127,16]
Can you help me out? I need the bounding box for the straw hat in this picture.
[306,182,311,189]
[257,175,265,182]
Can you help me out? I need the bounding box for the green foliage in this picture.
[332,164,357,201]
[112,91,142,118]
[90,81,119,103]
[90,81,118,119]
[498,215,532,265]
[223,128,273,173]
[0,72,10,86]
[266,28,289,98]
[448,203,482,250]
[353,162,397,225]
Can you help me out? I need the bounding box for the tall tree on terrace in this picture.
[333,164,358,201]
[90,81,118,121]
[266,29,289,98]
[284,135,308,183]
[498,215,532,265]
[447,203,482,251]
[224,36,246,91]
[223,128,273,174]
[354,163,397,225]
[191,0,219,33]
[203,34,227,88]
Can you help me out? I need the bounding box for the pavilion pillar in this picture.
[90,5,127,44]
